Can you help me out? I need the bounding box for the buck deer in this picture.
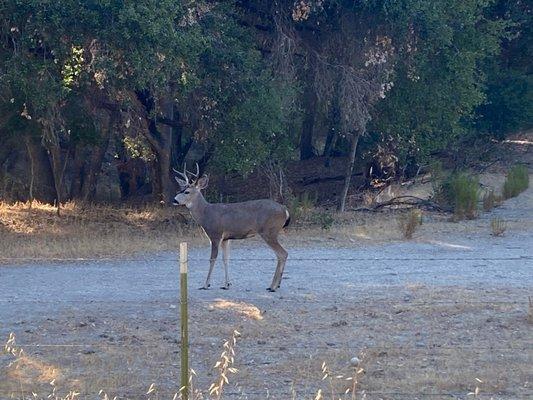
[173,165,290,292]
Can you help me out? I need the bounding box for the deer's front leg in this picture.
[200,238,220,290]
[220,239,231,290]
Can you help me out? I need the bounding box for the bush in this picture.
[398,209,422,239]
[490,217,506,236]
[482,189,497,211]
[310,211,335,230]
[435,172,479,220]
[502,165,529,199]
[289,191,317,222]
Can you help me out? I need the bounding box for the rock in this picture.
[350,357,361,367]
[332,320,348,327]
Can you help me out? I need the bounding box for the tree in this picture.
[0,1,296,203]
[475,0,532,137]
[367,0,508,173]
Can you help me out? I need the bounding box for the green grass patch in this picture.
[502,165,529,199]
[435,172,479,220]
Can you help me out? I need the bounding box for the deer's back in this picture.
[203,199,288,239]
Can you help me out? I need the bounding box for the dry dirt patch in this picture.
[1,285,531,399]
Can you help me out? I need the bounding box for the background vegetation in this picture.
[0,0,531,210]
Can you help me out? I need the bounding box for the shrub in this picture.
[490,217,506,236]
[435,172,479,220]
[398,209,423,239]
[311,211,335,230]
[289,191,317,222]
[502,164,529,199]
[482,189,496,211]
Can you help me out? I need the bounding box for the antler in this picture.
[173,163,200,184]
[173,166,189,184]
[189,163,200,180]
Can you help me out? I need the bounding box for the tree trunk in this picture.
[24,138,56,203]
[159,98,174,203]
[299,74,317,160]
[24,136,35,208]
[323,84,340,167]
[337,130,361,212]
[323,129,339,167]
[81,114,113,202]
[135,90,176,204]
[45,140,64,216]
[70,144,85,200]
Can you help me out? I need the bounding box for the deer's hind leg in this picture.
[260,232,288,292]
[220,239,231,290]
[201,237,221,290]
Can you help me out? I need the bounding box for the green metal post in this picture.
[180,242,189,400]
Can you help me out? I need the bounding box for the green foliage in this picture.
[212,78,295,174]
[310,211,335,230]
[123,136,155,162]
[475,0,532,137]
[502,165,529,199]
[0,0,297,176]
[369,0,509,166]
[477,67,533,137]
[288,191,317,222]
[435,172,479,220]
[0,0,527,204]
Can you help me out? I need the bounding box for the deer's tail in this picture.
[283,209,291,228]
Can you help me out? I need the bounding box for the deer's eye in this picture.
[184,191,190,194]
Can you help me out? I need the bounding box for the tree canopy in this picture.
[0,0,529,208]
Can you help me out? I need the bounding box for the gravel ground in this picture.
[1,183,532,400]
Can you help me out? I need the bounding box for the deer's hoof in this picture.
[220,282,232,290]
[266,287,276,292]
[199,285,210,290]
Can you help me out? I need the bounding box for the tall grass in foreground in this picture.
[435,172,479,220]
[502,165,529,199]
[4,332,369,400]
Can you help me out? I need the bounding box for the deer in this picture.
[173,164,290,292]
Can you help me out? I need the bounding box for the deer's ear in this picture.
[175,176,188,188]
[196,175,209,190]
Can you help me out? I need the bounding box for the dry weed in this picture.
[397,209,422,239]
[490,217,506,236]
[313,355,366,400]
[3,330,242,400]
[527,296,533,324]
[482,190,496,211]
[0,201,196,260]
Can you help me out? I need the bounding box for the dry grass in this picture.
[490,217,506,236]
[0,201,200,261]
[2,287,530,399]
[209,300,264,321]
[527,296,533,324]
[482,189,500,212]
[397,209,422,239]
[0,202,428,260]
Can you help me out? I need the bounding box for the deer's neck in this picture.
[187,194,209,225]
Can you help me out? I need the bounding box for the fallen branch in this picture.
[350,195,450,212]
